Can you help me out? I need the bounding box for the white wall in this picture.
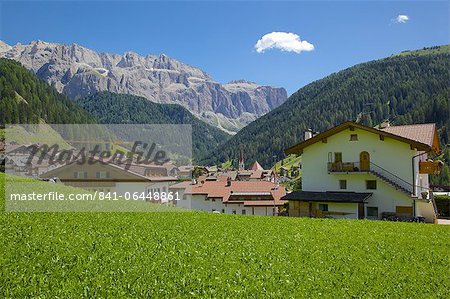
[302,128,415,191]
[170,188,191,209]
[416,200,436,222]
[115,181,172,202]
[301,127,435,221]
[187,195,276,215]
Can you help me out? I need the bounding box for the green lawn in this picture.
[2,121,72,149]
[1,174,449,298]
[2,174,185,213]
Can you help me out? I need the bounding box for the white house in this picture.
[170,179,286,216]
[282,121,441,222]
[40,159,178,202]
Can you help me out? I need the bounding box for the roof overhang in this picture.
[285,121,432,155]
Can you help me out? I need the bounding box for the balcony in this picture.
[328,161,414,195]
[327,162,366,173]
[419,161,443,175]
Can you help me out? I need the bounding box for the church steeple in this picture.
[238,149,245,171]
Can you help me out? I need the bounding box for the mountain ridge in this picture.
[76,91,231,162]
[0,40,287,133]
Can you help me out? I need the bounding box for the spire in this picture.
[239,148,245,171]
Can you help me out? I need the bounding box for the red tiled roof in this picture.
[380,123,439,151]
[286,121,438,155]
[187,180,286,202]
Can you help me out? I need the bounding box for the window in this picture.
[221,209,225,213]
[367,207,379,218]
[366,180,377,190]
[334,152,342,163]
[319,204,329,211]
[339,180,347,190]
[74,171,86,179]
[350,134,358,141]
[96,171,109,179]
[232,210,237,214]
[242,210,246,215]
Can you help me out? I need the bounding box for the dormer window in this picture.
[350,134,358,141]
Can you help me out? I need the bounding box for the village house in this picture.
[197,160,276,183]
[4,143,62,177]
[171,179,286,216]
[40,158,178,201]
[176,165,194,178]
[282,121,441,222]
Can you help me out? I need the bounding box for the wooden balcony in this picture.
[419,161,442,174]
[328,162,364,173]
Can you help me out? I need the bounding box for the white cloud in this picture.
[254,32,314,54]
[395,15,409,23]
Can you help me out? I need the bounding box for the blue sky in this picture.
[1,1,448,94]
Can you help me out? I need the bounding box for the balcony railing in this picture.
[327,161,414,195]
[327,162,365,173]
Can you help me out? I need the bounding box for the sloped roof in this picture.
[41,157,177,182]
[187,180,286,203]
[285,121,437,155]
[380,123,439,152]
[250,161,264,171]
[169,181,193,189]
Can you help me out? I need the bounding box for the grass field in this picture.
[1,174,450,298]
[2,174,184,213]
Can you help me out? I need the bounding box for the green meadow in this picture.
[1,174,449,298]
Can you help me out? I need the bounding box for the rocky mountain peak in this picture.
[0,40,11,53]
[227,79,257,85]
[0,40,288,133]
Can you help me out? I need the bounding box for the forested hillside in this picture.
[204,46,450,177]
[0,59,96,124]
[76,92,231,162]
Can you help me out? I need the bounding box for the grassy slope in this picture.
[1,173,450,297]
[3,120,72,149]
[273,154,302,172]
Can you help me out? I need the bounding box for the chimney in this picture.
[226,177,232,187]
[379,120,390,129]
[304,129,313,140]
